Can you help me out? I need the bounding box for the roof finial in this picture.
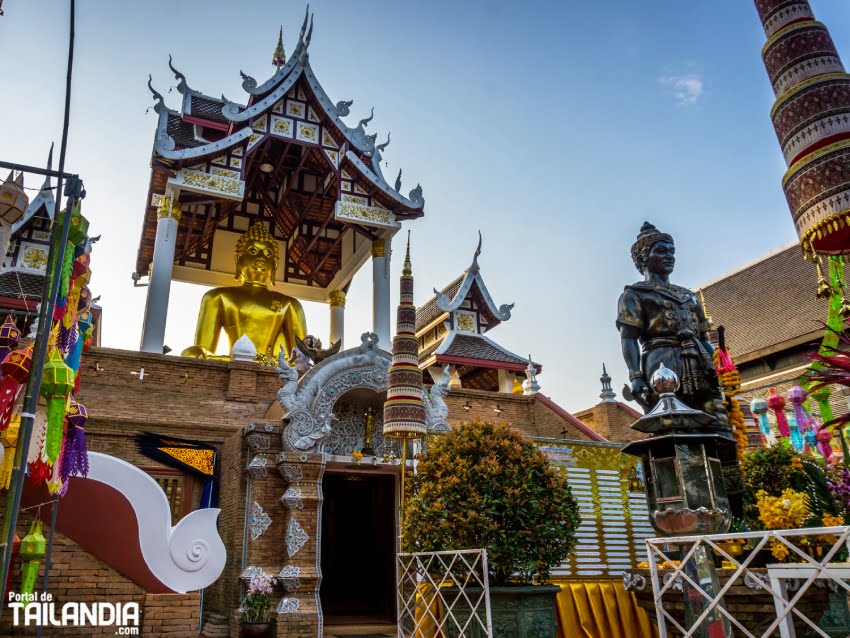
[305,13,314,47]
[377,132,391,154]
[299,5,310,41]
[40,143,55,191]
[147,75,166,114]
[599,363,616,402]
[403,230,412,277]
[358,107,374,130]
[469,230,482,275]
[168,54,188,94]
[272,26,286,66]
[394,168,402,192]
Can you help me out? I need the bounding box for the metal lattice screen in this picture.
[534,438,655,578]
[396,549,493,638]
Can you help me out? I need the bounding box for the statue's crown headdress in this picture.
[630,221,673,271]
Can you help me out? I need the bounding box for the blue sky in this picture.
[2,1,848,412]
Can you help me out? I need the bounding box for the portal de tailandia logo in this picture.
[8,592,140,634]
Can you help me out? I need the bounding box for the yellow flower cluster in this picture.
[769,538,790,561]
[822,514,844,527]
[756,489,810,530]
[636,560,680,570]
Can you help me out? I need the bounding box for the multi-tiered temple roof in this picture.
[415,235,539,390]
[0,146,56,313]
[137,10,424,301]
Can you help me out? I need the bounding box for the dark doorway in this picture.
[321,472,396,623]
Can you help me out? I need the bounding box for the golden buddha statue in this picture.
[363,406,376,455]
[181,223,307,361]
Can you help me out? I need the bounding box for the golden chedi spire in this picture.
[272,26,286,67]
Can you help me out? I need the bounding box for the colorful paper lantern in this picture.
[0,316,21,362]
[0,172,28,224]
[786,383,812,433]
[767,388,790,438]
[39,349,75,464]
[0,345,32,431]
[0,413,19,490]
[18,520,45,599]
[750,397,771,440]
[60,398,88,481]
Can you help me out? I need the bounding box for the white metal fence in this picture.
[645,526,850,638]
[396,549,493,638]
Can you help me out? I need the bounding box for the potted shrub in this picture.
[403,420,581,638]
[241,571,274,638]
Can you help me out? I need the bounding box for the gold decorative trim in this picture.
[371,239,385,258]
[181,169,244,197]
[328,290,346,308]
[156,197,182,221]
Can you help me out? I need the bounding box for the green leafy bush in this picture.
[403,420,581,586]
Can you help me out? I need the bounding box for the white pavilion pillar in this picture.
[372,237,391,349]
[140,194,181,353]
[328,290,345,349]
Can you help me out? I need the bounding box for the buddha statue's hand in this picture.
[180,345,216,359]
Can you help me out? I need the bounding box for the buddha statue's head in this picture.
[631,221,675,277]
[234,223,280,286]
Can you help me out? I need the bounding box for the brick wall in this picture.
[574,401,645,442]
[142,592,201,637]
[0,515,199,636]
[442,388,597,440]
[9,347,285,636]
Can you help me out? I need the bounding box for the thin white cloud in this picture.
[658,74,704,107]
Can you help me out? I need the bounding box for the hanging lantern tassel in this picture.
[27,405,51,486]
[840,292,850,318]
[47,444,63,495]
[60,399,88,481]
[40,350,75,465]
[0,414,20,490]
[815,256,833,299]
[18,520,46,601]
[767,388,790,439]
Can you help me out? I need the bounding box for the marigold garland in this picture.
[714,349,748,460]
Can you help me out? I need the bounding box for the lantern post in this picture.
[0,0,79,614]
[623,365,735,638]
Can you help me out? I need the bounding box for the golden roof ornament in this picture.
[272,26,286,67]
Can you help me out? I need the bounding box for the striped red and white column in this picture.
[755,0,850,255]
[383,233,426,440]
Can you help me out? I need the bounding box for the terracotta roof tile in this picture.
[416,274,464,331]
[700,245,842,359]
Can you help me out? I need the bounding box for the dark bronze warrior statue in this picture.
[616,222,743,516]
[617,222,730,430]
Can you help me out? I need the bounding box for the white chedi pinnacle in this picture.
[522,354,540,396]
[230,334,258,362]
